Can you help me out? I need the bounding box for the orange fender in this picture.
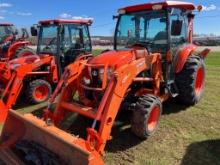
[7,41,32,59]
[174,44,197,73]
[0,100,8,125]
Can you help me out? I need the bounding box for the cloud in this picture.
[0,3,12,8]
[72,16,94,21]
[59,13,94,21]
[202,4,217,11]
[17,12,32,16]
[59,13,72,19]
[0,16,5,20]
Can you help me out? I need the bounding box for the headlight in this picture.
[83,76,91,85]
[99,67,113,80]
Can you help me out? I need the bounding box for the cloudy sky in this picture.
[0,0,219,36]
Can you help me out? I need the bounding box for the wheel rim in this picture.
[33,85,49,102]
[147,106,160,132]
[195,66,204,96]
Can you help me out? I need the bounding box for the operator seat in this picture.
[63,39,83,67]
[154,31,167,44]
[153,31,168,54]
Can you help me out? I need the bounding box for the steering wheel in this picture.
[43,37,57,52]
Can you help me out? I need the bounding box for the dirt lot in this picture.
[0,51,219,165]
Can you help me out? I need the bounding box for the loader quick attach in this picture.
[0,1,210,164]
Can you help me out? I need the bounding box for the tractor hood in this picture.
[89,48,147,69]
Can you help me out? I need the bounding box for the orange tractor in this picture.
[0,19,92,123]
[0,1,210,165]
[0,23,35,59]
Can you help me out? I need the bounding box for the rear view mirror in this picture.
[171,20,182,36]
[31,26,38,36]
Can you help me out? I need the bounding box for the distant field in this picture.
[0,51,219,165]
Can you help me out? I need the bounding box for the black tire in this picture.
[131,94,162,139]
[26,79,52,104]
[15,47,36,58]
[175,55,205,105]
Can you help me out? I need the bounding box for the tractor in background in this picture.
[0,1,210,165]
[0,19,92,123]
[0,23,35,59]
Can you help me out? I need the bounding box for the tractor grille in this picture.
[90,68,102,88]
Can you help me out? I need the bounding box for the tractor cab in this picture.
[0,24,16,44]
[31,19,92,73]
[114,1,200,90]
[0,24,16,53]
[115,1,196,56]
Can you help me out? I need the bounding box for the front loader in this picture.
[0,1,210,164]
[0,19,92,124]
[0,23,35,59]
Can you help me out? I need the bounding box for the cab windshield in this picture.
[115,10,168,53]
[38,24,91,56]
[38,25,58,54]
[0,26,13,43]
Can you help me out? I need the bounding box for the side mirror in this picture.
[171,20,183,36]
[113,15,119,20]
[31,26,38,36]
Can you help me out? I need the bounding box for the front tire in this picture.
[131,94,162,139]
[26,79,52,104]
[175,55,205,105]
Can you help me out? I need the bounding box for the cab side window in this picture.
[82,25,91,52]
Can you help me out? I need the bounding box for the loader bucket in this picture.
[0,110,104,165]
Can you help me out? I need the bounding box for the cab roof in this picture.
[39,19,93,26]
[0,23,14,26]
[121,1,196,13]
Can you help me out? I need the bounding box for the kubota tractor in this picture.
[0,19,92,123]
[0,23,35,59]
[0,1,210,165]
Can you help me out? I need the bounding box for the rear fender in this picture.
[174,44,197,74]
[7,41,32,59]
[198,48,210,59]
[0,100,9,126]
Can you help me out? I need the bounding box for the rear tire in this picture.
[175,55,205,105]
[15,47,36,58]
[131,94,162,139]
[26,79,52,104]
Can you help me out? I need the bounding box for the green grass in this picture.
[104,51,220,165]
[92,49,103,56]
[0,51,220,165]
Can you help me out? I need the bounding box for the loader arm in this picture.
[0,55,57,124]
[50,53,162,154]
